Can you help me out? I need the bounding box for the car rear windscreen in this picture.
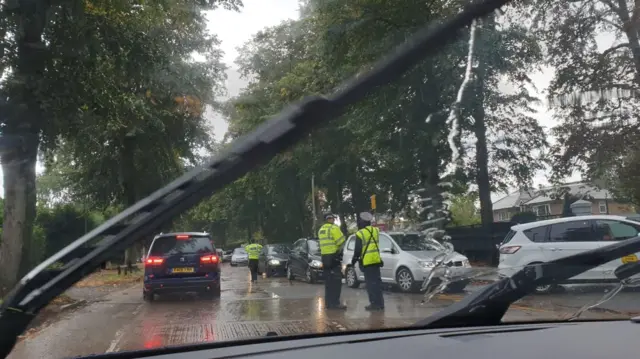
[501,230,516,245]
[150,235,214,256]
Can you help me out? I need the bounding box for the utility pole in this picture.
[311,173,317,234]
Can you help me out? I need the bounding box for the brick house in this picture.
[492,182,636,222]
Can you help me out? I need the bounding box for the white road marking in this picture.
[105,304,142,353]
[105,329,124,353]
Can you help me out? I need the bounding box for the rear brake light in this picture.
[499,246,521,254]
[176,235,190,239]
[200,255,219,264]
[145,257,164,266]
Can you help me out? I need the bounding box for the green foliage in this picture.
[448,194,481,227]
[35,204,104,259]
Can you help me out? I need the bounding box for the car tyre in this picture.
[143,291,154,302]
[526,262,558,294]
[265,266,272,278]
[202,284,221,299]
[306,267,316,284]
[287,265,295,280]
[346,266,360,288]
[396,267,416,293]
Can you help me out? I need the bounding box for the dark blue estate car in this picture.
[143,232,221,301]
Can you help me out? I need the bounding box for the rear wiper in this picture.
[0,0,510,357]
[414,236,640,328]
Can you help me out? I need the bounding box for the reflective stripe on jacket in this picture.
[356,226,382,266]
[244,243,263,259]
[318,223,345,255]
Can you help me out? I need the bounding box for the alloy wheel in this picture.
[397,269,413,291]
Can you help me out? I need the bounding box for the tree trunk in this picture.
[0,141,38,294]
[121,136,138,272]
[473,20,494,227]
[0,0,50,294]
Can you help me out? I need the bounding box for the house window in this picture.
[533,204,551,216]
[498,212,509,221]
[599,201,607,214]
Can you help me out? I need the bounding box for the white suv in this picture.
[498,215,640,293]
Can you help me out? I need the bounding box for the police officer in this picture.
[244,240,263,283]
[318,213,347,310]
[351,212,384,311]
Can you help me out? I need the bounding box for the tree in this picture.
[0,0,242,294]
[531,0,640,191]
[448,194,481,227]
[465,14,547,225]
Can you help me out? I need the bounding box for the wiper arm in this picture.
[414,236,640,328]
[0,0,511,357]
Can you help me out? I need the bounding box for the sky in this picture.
[1,0,583,202]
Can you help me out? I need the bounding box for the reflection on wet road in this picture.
[8,264,640,358]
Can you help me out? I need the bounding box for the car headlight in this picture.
[268,259,280,266]
[310,260,323,268]
[462,259,471,267]
[418,260,437,269]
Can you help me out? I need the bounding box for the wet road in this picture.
[8,264,640,358]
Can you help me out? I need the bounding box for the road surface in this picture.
[8,264,640,358]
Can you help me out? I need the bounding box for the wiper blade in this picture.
[414,236,640,328]
[0,0,510,356]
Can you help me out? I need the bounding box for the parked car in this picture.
[230,247,249,266]
[341,231,472,293]
[143,232,221,301]
[258,244,290,277]
[222,250,233,263]
[498,214,640,293]
[287,238,324,283]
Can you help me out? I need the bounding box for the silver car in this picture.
[230,247,248,266]
[341,231,473,293]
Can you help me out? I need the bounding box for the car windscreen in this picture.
[233,248,247,254]
[394,234,445,251]
[149,235,214,256]
[268,244,289,254]
[308,240,321,255]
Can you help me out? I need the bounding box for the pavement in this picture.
[7,264,640,358]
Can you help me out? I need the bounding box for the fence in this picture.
[447,222,514,266]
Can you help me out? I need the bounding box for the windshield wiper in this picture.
[0,0,510,357]
[414,236,640,328]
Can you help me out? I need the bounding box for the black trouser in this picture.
[322,255,343,307]
[248,259,259,281]
[363,265,384,308]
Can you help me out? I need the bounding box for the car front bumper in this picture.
[265,261,288,276]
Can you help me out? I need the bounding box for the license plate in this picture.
[622,254,638,264]
[172,267,195,273]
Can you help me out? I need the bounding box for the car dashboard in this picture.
[85,319,637,359]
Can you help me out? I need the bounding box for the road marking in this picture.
[331,321,347,331]
[106,329,124,353]
[106,304,142,353]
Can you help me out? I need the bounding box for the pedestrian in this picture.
[244,240,263,283]
[351,212,384,311]
[318,212,347,310]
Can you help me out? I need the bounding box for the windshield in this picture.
[149,235,214,256]
[268,245,289,254]
[393,234,445,252]
[308,240,321,256]
[3,0,640,357]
